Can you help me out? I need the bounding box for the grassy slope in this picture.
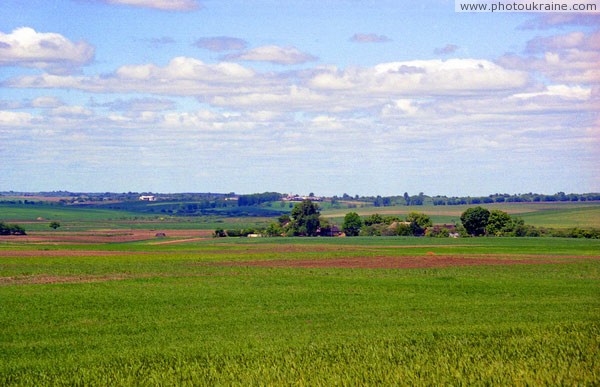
[1,237,598,384]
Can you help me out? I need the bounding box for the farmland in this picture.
[0,201,599,384]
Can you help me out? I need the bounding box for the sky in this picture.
[0,0,598,196]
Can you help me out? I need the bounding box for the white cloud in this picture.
[0,27,94,73]
[49,105,93,118]
[309,59,529,96]
[31,96,64,108]
[6,57,261,96]
[100,0,200,11]
[381,99,419,116]
[500,30,600,85]
[512,84,592,100]
[0,111,33,126]
[224,45,317,65]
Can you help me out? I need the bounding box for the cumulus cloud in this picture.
[98,0,200,11]
[4,57,270,100]
[309,59,529,96]
[350,33,391,43]
[193,36,248,52]
[499,30,600,84]
[0,27,94,73]
[434,44,459,55]
[526,30,600,52]
[5,57,533,115]
[224,45,317,65]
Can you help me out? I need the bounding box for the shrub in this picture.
[426,226,450,238]
[0,222,27,236]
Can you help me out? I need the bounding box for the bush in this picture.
[0,222,26,235]
[213,228,227,238]
[426,226,450,238]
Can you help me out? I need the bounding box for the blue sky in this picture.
[0,0,598,196]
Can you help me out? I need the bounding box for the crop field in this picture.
[1,226,599,384]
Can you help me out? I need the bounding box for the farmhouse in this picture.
[139,195,156,201]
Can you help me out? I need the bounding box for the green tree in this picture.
[289,200,321,236]
[213,228,226,238]
[342,212,363,236]
[405,212,432,236]
[264,223,283,237]
[364,213,384,226]
[485,210,512,236]
[277,214,291,226]
[49,221,61,230]
[0,222,26,235]
[460,206,491,236]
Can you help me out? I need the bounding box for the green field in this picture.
[322,201,600,229]
[1,234,599,385]
[2,200,600,235]
[0,203,272,232]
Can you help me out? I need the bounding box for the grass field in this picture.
[3,200,600,232]
[322,201,600,228]
[1,232,599,385]
[0,203,272,232]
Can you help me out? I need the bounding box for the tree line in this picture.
[215,201,600,239]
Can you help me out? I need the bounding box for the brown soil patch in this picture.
[0,229,213,244]
[220,255,598,269]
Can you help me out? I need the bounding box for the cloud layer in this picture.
[1,16,598,194]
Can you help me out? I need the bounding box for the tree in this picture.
[213,228,227,237]
[460,206,490,236]
[264,223,283,237]
[485,210,512,236]
[364,213,384,226]
[277,214,291,226]
[342,212,363,236]
[0,222,26,235]
[49,221,61,230]
[289,200,321,236]
[405,212,432,236]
